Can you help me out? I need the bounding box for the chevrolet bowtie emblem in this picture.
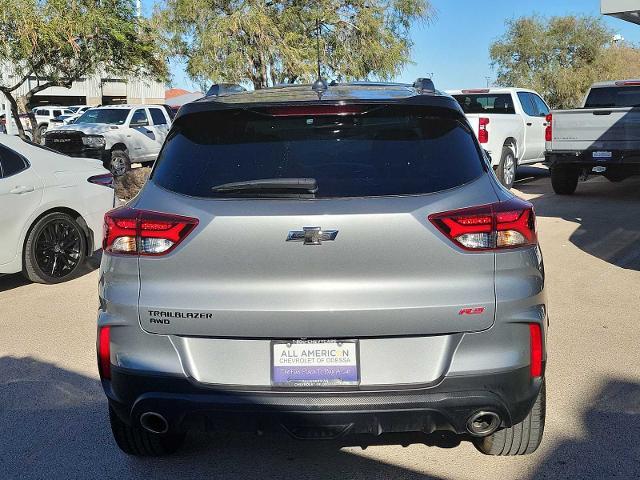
[286,227,338,245]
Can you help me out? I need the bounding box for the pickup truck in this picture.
[546,80,640,194]
[447,88,550,188]
[44,104,172,176]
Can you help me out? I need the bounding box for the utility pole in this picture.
[485,76,491,88]
[136,0,146,105]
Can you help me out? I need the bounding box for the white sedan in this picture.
[0,134,115,283]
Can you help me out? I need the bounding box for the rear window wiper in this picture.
[211,178,318,195]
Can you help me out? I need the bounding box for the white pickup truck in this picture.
[545,80,640,194]
[447,88,550,188]
[44,105,172,175]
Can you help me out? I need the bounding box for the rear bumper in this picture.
[547,151,640,174]
[105,365,543,438]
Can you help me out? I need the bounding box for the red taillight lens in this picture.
[428,198,537,251]
[97,326,111,380]
[266,105,366,116]
[545,113,553,142]
[529,323,543,378]
[103,207,198,256]
[88,173,114,188]
[478,117,489,144]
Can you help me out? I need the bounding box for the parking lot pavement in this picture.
[1,171,639,480]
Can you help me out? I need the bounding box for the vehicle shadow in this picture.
[0,356,445,480]
[2,356,639,479]
[531,379,640,479]
[515,174,640,271]
[0,250,101,293]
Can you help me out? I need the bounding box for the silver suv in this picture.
[98,81,547,457]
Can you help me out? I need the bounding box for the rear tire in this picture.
[496,147,516,189]
[109,406,185,457]
[23,212,87,284]
[474,382,546,456]
[551,166,579,194]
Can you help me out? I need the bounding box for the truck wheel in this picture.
[496,147,516,189]
[109,406,185,456]
[36,124,48,144]
[108,150,131,177]
[474,382,546,456]
[551,167,579,195]
[23,212,87,284]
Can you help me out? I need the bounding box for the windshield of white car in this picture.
[75,109,129,125]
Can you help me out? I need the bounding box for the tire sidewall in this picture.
[497,147,516,189]
[24,212,87,284]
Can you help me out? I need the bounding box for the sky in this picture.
[144,0,640,92]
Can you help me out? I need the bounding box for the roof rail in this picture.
[413,78,435,94]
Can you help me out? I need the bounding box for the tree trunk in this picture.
[0,88,27,139]
[17,96,39,141]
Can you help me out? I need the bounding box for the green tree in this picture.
[154,0,434,90]
[0,0,168,140]
[490,15,640,109]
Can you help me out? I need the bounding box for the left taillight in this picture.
[88,173,114,189]
[478,117,490,144]
[428,198,537,251]
[97,326,111,380]
[103,207,199,256]
[545,113,553,142]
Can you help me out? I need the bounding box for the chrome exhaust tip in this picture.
[466,411,501,437]
[140,412,169,434]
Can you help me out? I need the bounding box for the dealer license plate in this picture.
[592,151,612,159]
[271,340,359,387]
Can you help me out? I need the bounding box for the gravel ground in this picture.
[1,167,639,479]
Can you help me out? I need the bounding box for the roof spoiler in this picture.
[413,78,435,94]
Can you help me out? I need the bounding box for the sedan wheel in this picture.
[23,212,87,284]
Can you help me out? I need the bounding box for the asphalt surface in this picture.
[1,167,639,479]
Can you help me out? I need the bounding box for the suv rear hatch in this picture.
[134,103,499,338]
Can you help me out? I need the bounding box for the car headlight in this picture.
[82,135,106,148]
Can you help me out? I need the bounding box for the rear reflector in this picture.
[88,173,114,188]
[103,207,199,256]
[529,323,543,378]
[266,105,366,117]
[429,198,537,251]
[97,326,111,380]
[478,117,489,144]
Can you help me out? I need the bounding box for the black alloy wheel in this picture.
[23,212,87,284]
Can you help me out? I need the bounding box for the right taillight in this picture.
[529,323,543,378]
[545,113,552,142]
[478,117,489,144]
[428,198,537,251]
[103,207,199,256]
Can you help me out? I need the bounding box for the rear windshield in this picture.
[452,94,515,114]
[152,105,484,198]
[584,86,640,108]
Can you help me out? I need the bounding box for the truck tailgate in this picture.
[551,108,640,151]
